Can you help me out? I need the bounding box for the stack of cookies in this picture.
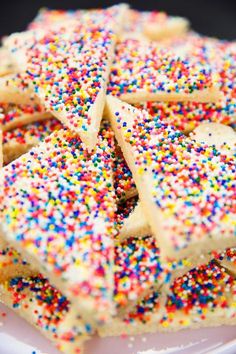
[0,4,235,354]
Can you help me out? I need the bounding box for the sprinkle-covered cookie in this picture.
[5,12,118,149]
[106,96,236,261]
[135,42,236,132]
[3,118,62,165]
[1,124,117,324]
[1,274,90,354]
[0,102,51,132]
[108,39,220,104]
[99,262,236,336]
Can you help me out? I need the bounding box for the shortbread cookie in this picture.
[0,47,16,76]
[124,10,189,41]
[107,39,221,104]
[0,274,90,354]
[0,74,39,105]
[5,9,126,150]
[136,99,236,134]
[28,8,83,30]
[1,124,117,324]
[143,16,189,42]
[1,102,51,132]
[106,97,236,260]
[28,4,128,34]
[99,262,236,336]
[3,118,62,165]
[121,123,236,240]
[135,42,236,132]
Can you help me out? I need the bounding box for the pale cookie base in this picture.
[0,283,88,354]
[143,17,189,41]
[2,111,51,132]
[119,86,222,105]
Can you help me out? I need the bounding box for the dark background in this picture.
[0,0,235,40]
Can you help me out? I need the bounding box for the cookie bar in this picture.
[0,74,39,105]
[106,97,236,260]
[124,10,189,41]
[4,8,126,150]
[99,261,236,336]
[0,274,91,354]
[1,124,117,324]
[120,123,236,240]
[1,102,51,132]
[135,42,236,133]
[28,4,128,34]
[3,118,62,165]
[107,38,221,104]
[0,47,16,77]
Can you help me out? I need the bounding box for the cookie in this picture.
[124,10,189,41]
[121,122,236,240]
[28,4,129,34]
[107,38,221,104]
[1,102,51,132]
[0,74,39,105]
[106,96,236,261]
[1,124,117,325]
[99,261,236,336]
[134,39,236,132]
[3,118,62,165]
[4,8,127,150]
[0,47,16,77]
[0,273,91,354]
[142,12,189,41]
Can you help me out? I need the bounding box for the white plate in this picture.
[0,303,235,354]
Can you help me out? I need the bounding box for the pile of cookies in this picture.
[0,4,235,354]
